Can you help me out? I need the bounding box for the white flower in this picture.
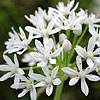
[56,11,84,35]
[75,36,100,68]
[0,54,24,83]
[30,38,62,67]
[77,9,100,24]
[4,27,32,55]
[25,7,46,26]
[56,0,79,15]
[29,66,61,96]
[22,52,36,66]
[89,23,100,47]
[62,56,100,96]
[49,0,79,17]
[11,67,36,100]
[25,16,60,39]
[85,13,100,24]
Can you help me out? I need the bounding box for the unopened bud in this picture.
[59,33,67,43]
[63,39,72,52]
[73,24,82,35]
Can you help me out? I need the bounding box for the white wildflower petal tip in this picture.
[46,85,53,96]
[69,77,79,86]
[81,78,89,96]
[53,78,62,85]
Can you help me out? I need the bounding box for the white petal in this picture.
[53,78,61,85]
[47,17,56,31]
[51,48,61,57]
[37,60,48,67]
[50,59,56,64]
[35,81,46,87]
[14,76,20,84]
[86,59,94,68]
[30,52,43,61]
[14,54,19,67]
[18,89,29,98]
[17,75,28,81]
[89,24,97,36]
[93,57,100,64]
[75,45,86,58]
[0,65,10,71]
[76,56,82,71]
[11,83,26,89]
[42,66,50,76]
[86,75,100,81]
[30,88,37,100]
[69,77,79,86]
[87,36,96,51]
[46,85,53,96]
[85,67,95,74]
[51,66,59,78]
[62,67,78,76]
[0,72,12,81]
[81,78,89,96]
[17,68,25,75]
[35,39,44,53]
[29,73,45,81]
[48,28,61,35]
[25,26,40,35]
[28,67,34,77]
[67,0,75,10]
[3,55,14,67]
[94,48,100,55]
[44,38,53,52]
[17,48,27,55]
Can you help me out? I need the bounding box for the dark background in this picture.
[0,0,100,100]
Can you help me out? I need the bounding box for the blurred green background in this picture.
[0,0,100,100]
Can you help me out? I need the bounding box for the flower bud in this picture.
[73,24,82,35]
[59,33,67,43]
[63,39,72,52]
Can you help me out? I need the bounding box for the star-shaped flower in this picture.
[29,66,61,96]
[0,54,24,83]
[75,36,100,68]
[62,56,100,96]
[4,27,32,55]
[11,68,36,100]
[30,38,62,67]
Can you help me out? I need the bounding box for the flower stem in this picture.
[27,45,36,52]
[66,29,70,40]
[22,66,41,70]
[68,25,88,64]
[53,82,64,100]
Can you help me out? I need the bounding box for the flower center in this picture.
[44,52,50,60]
[45,76,52,85]
[97,34,100,40]
[86,51,94,58]
[25,79,33,90]
[11,66,18,74]
[78,71,86,78]
[41,29,47,37]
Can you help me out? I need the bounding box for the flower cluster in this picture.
[0,0,100,100]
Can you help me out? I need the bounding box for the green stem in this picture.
[52,34,56,46]
[66,29,70,40]
[53,82,64,100]
[22,66,41,70]
[27,45,36,52]
[76,25,88,45]
[68,25,88,64]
